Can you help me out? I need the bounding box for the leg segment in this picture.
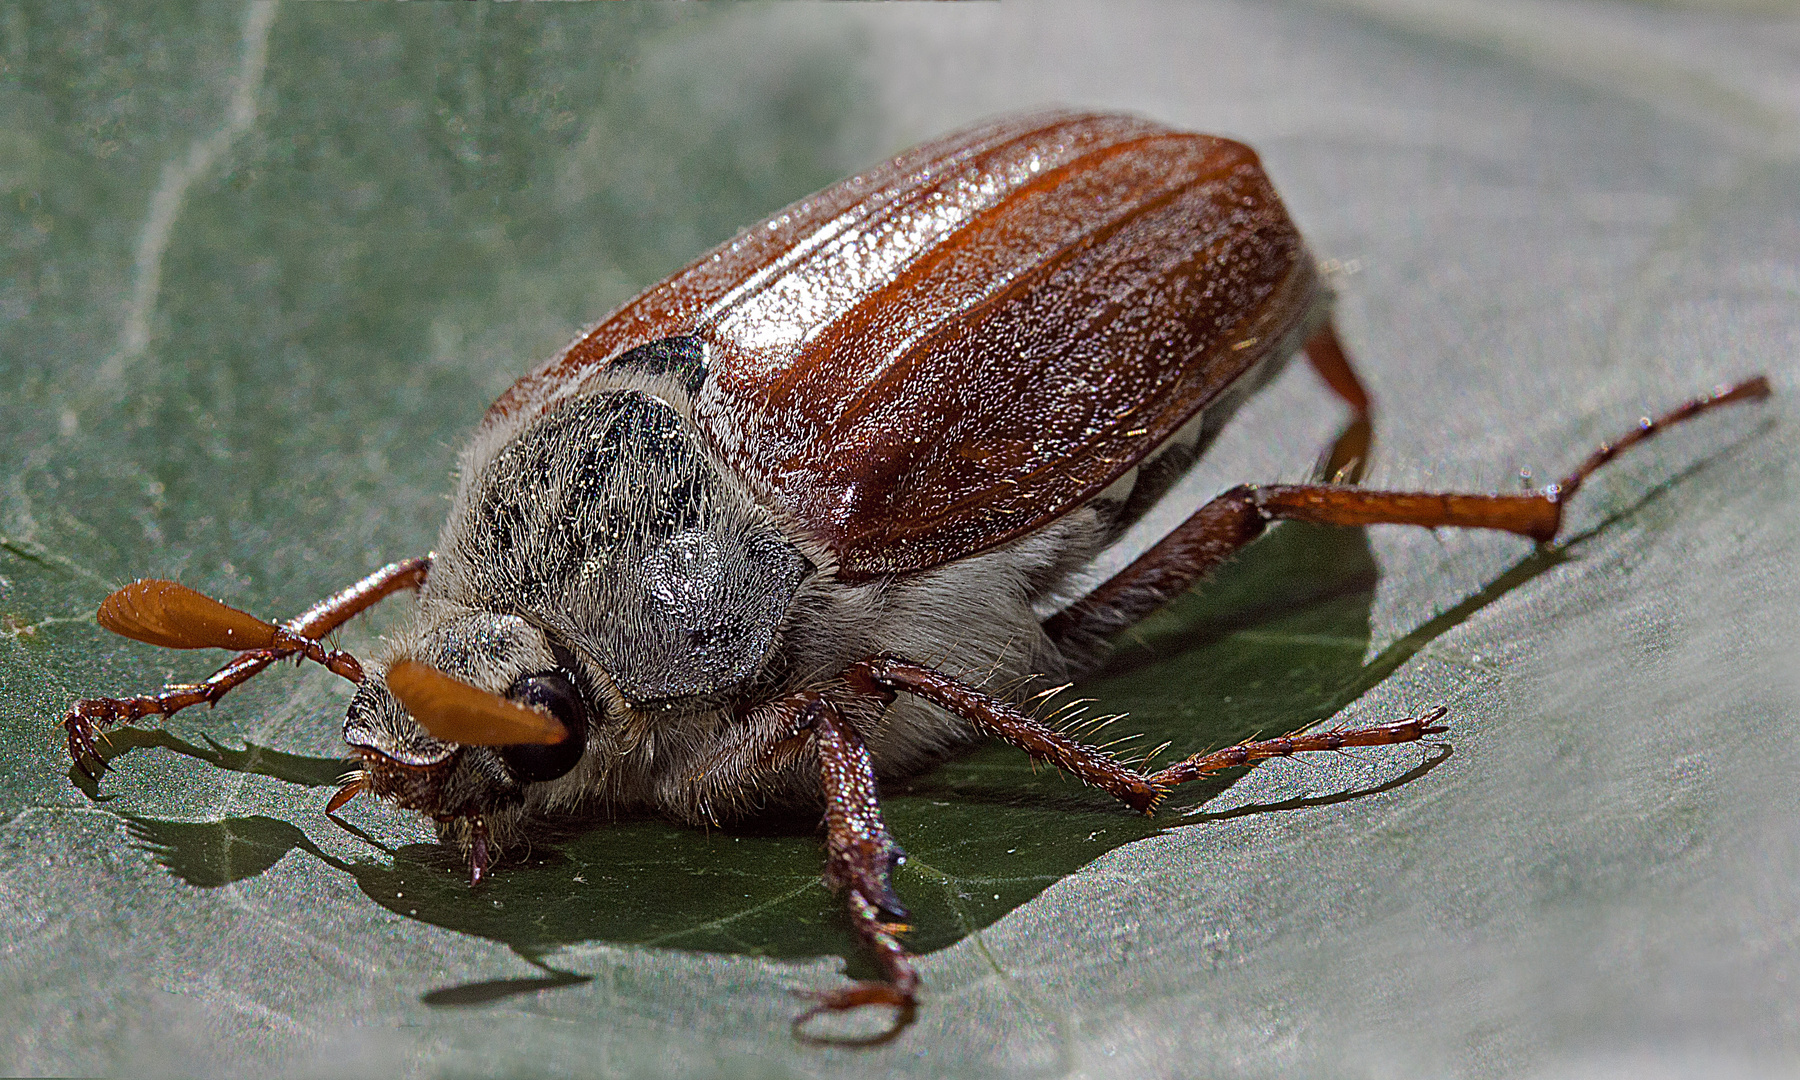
[1146,707,1448,790]
[849,656,1162,813]
[1303,319,1373,418]
[1048,376,1769,649]
[283,555,431,638]
[792,694,918,1044]
[809,697,909,922]
[64,555,431,778]
[1303,320,1373,484]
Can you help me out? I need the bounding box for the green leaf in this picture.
[4,3,1797,1077]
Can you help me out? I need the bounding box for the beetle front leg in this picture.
[792,695,918,1045]
[65,650,282,778]
[64,555,431,778]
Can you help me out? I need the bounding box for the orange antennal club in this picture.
[98,580,281,651]
[95,579,366,683]
[386,660,568,747]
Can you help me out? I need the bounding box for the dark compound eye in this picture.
[498,671,589,784]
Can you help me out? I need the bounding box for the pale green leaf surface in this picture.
[2,3,1798,1077]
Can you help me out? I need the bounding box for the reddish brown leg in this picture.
[853,658,1447,813]
[1146,707,1448,790]
[791,694,918,1045]
[785,658,1157,1038]
[64,555,431,778]
[1048,376,1769,648]
[1303,319,1374,484]
[798,656,1439,1033]
[849,656,1162,813]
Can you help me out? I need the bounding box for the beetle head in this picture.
[341,605,575,811]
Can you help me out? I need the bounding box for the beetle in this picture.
[62,111,1768,1042]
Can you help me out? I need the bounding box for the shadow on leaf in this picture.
[421,971,592,1007]
[78,730,350,793]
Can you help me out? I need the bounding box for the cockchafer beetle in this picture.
[62,111,1769,1042]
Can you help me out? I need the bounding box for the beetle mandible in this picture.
[63,111,1769,1041]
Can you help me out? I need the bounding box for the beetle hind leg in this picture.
[1247,373,1771,543]
[1047,375,1770,651]
[1303,319,1374,484]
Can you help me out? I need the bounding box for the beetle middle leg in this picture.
[797,656,1443,1026]
[847,656,1162,813]
[64,555,431,778]
[850,656,1454,816]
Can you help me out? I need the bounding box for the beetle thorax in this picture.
[433,388,810,705]
[340,387,817,838]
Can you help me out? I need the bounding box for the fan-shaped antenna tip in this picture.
[96,580,281,651]
[386,660,568,747]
